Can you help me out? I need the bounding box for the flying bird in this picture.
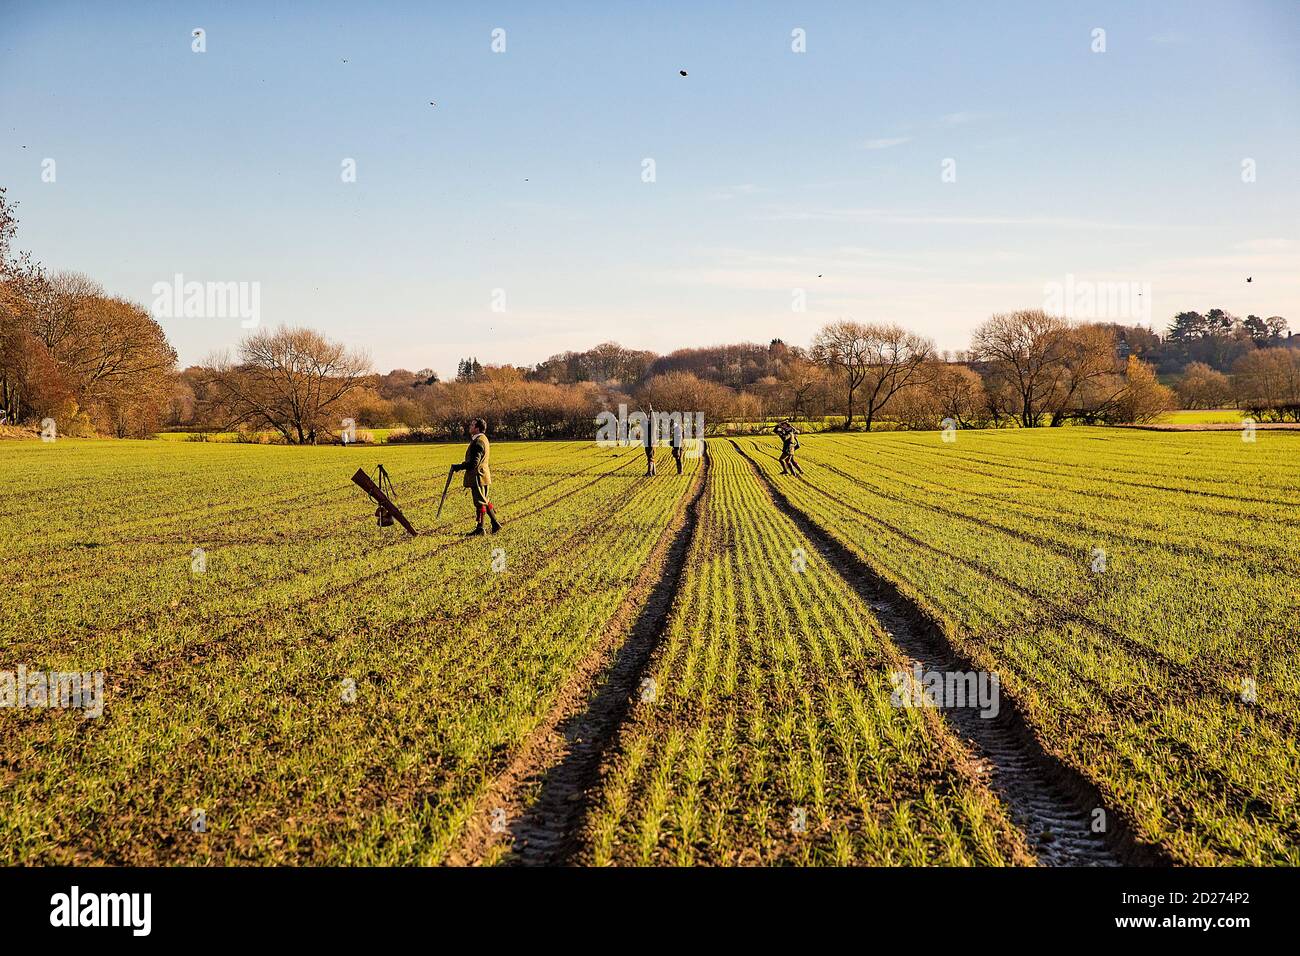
[1247,276,1253,283]
[679,70,688,76]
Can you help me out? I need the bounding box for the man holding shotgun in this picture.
[641,409,658,477]
[670,415,685,475]
[441,418,502,535]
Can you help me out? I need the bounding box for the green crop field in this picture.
[1156,409,1246,426]
[1,428,1294,865]
[728,428,1300,865]
[581,439,1029,866]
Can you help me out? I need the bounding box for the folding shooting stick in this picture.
[352,466,419,536]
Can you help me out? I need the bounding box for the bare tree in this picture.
[857,324,935,430]
[1046,323,1125,426]
[812,321,871,429]
[1176,362,1232,409]
[777,354,826,420]
[0,186,24,271]
[207,327,372,443]
[637,370,734,433]
[928,362,988,428]
[1107,356,1174,424]
[1234,347,1300,421]
[26,271,101,355]
[813,320,933,429]
[970,310,1072,427]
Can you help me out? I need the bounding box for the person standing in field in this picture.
[642,408,658,476]
[670,416,685,475]
[788,427,803,475]
[773,420,804,475]
[450,417,502,535]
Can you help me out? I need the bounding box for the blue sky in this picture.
[2,0,1297,375]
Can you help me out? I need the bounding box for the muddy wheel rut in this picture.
[450,447,709,866]
[729,439,1168,867]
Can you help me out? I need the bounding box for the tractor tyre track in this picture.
[450,448,709,866]
[730,439,1169,867]
[754,440,1300,745]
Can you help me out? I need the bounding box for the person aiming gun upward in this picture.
[448,418,502,535]
[773,419,803,475]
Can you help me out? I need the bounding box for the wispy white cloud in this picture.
[633,237,1300,352]
[706,183,762,201]
[863,136,911,150]
[756,207,1154,230]
[938,110,993,126]
[501,200,588,222]
[1235,237,1300,254]
[1140,241,1300,293]
[656,246,1032,299]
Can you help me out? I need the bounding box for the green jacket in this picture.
[458,433,491,488]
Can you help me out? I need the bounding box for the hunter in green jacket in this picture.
[449,417,502,535]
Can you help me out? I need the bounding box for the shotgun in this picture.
[435,467,455,518]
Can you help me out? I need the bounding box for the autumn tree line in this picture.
[3,188,1297,443]
[0,190,176,437]
[168,313,1297,443]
